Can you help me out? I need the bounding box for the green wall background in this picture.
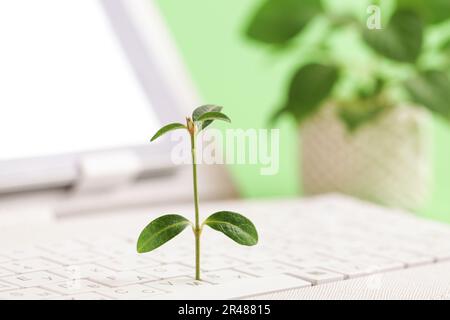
[154,0,450,222]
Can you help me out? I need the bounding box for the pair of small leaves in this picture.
[150,105,230,142]
[136,211,258,253]
[192,105,229,130]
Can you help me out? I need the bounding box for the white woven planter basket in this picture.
[300,105,432,211]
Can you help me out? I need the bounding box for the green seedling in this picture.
[137,105,259,280]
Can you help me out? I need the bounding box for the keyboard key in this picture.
[0,280,18,292]
[290,253,336,267]
[288,267,345,285]
[49,264,116,279]
[226,249,275,263]
[431,249,450,262]
[137,263,194,279]
[151,251,194,264]
[1,258,61,273]
[47,250,108,265]
[2,271,66,287]
[91,271,157,287]
[202,269,255,284]
[182,256,247,271]
[235,261,302,277]
[78,235,131,249]
[0,287,60,300]
[0,247,47,260]
[52,292,111,300]
[0,267,14,277]
[38,240,89,254]
[97,256,161,271]
[101,246,137,257]
[43,279,109,295]
[319,261,374,278]
[349,254,405,272]
[374,250,434,267]
[98,284,167,300]
[144,276,213,291]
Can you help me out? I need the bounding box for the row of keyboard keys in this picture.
[232,261,341,285]
[97,284,167,300]
[0,287,59,300]
[235,261,297,277]
[49,264,117,279]
[91,271,157,287]
[0,280,18,292]
[37,240,90,254]
[2,271,65,287]
[287,268,344,285]
[0,267,14,277]
[181,256,248,271]
[144,276,212,291]
[137,264,193,279]
[96,256,161,271]
[0,247,49,260]
[201,269,255,284]
[54,292,111,300]
[43,279,108,295]
[1,258,61,273]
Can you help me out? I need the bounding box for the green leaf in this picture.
[397,0,450,24]
[150,123,186,142]
[137,214,192,253]
[442,38,450,51]
[363,9,423,63]
[192,105,223,120]
[246,0,322,44]
[197,111,231,124]
[203,211,258,246]
[283,63,339,122]
[192,105,223,130]
[405,70,450,120]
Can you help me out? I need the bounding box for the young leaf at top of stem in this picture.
[192,105,223,130]
[137,214,192,253]
[197,111,231,124]
[150,123,186,142]
[203,211,258,246]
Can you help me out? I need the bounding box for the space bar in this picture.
[155,275,312,300]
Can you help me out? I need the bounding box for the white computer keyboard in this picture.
[1,195,450,300]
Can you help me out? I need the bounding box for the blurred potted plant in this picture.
[245,0,450,210]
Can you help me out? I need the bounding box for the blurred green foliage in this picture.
[246,0,450,130]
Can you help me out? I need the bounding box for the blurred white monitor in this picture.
[0,0,158,161]
[0,0,197,193]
